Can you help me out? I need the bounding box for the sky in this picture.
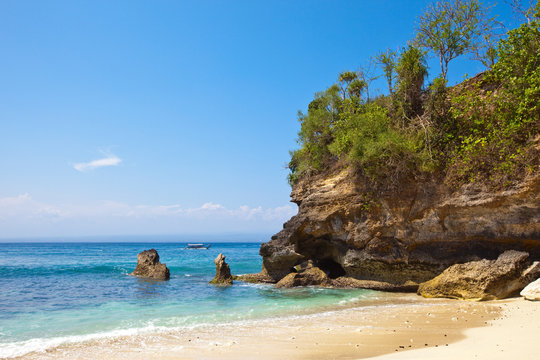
[0,0,521,239]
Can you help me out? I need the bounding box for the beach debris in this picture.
[130,249,170,280]
[209,253,233,285]
[520,277,540,301]
[418,251,540,300]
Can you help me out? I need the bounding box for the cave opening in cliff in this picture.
[318,258,346,279]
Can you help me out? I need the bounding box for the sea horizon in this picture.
[0,233,273,243]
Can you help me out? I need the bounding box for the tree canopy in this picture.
[416,0,484,79]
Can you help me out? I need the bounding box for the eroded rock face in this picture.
[521,278,540,301]
[210,253,233,285]
[256,168,540,285]
[418,251,540,300]
[130,249,170,280]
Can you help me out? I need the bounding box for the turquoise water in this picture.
[0,241,377,358]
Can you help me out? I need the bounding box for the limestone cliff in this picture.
[258,169,540,286]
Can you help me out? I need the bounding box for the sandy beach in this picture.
[370,297,539,360]
[13,294,537,360]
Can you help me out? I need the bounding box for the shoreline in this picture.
[14,294,536,360]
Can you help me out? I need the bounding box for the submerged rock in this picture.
[521,278,540,301]
[418,250,540,300]
[130,249,170,280]
[210,253,233,285]
[275,267,332,288]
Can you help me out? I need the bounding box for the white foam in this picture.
[0,324,174,358]
[0,295,440,358]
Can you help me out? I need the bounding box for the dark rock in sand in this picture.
[418,250,540,300]
[210,253,233,285]
[130,249,170,280]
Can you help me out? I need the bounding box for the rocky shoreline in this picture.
[238,169,540,300]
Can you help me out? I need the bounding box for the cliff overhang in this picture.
[257,168,540,287]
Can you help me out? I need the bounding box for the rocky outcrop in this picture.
[210,253,233,285]
[275,266,332,288]
[331,277,419,292]
[233,272,274,284]
[272,260,419,291]
[254,168,540,287]
[418,251,540,300]
[521,278,540,301]
[130,249,170,280]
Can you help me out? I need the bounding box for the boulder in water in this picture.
[130,249,170,280]
[210,253,233,285]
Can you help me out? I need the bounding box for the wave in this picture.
[0,323,175,358]
[0,298,432,358]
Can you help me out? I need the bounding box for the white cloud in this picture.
[73,154,121,172]
[0,194,298,237]
[0,193,63,219]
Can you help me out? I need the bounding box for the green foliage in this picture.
[289,86,340,178]
[288,3,539,190]
[416,0,484,79]
[288,83,433,185]
[444,11,540,186]
[492,7,540,128]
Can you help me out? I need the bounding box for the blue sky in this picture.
[0,0,520,238]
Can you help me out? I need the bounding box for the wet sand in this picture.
[15,294,517,360]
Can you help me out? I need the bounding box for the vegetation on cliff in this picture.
[288,0,539,189]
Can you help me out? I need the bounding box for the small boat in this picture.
[185,243,211,249]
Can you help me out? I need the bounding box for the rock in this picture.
[418,250,536,300]
[250,168,539,285]
[521,278,540,301]
[233,272,274,284]
[259,242,304,282]
[209,253,233,285]
[293,260,314,272]
[130,249,170,280]
[275,267,331,288]
[331,277,419,292]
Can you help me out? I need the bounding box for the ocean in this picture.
[0,241,381,358]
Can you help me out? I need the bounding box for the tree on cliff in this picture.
[415,0,485,79]
[394,44,428,120]
[375,49,397,95]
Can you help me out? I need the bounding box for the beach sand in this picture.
[15,295,537,360]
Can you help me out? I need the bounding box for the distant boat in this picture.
[185,243,211,249]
